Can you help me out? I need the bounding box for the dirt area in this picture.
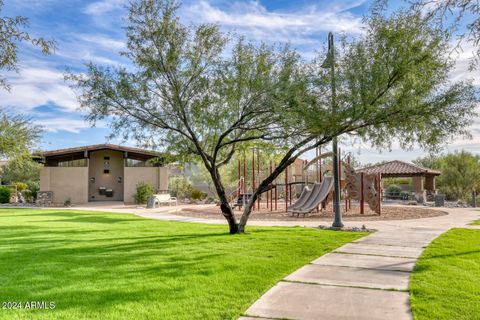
[176,203,448,221]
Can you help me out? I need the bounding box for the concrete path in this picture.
[240,208,479,320]
[66,202,479,320]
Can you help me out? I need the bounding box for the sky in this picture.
[1,0,479,165]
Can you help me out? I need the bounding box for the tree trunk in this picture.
[220,202,238,234]
[209,166,238,234]
[238,156,297,232]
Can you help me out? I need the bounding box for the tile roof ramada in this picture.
[357,160,441,177]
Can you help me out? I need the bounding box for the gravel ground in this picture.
[176,203,448,221]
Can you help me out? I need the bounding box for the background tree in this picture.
[0,111,42,200]
[69,0,477,233]
[0,155,41,187]
[414,151,480,201]
[0,110,42,160]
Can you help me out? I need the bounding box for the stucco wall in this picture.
[39,167,89,204]
[88,150,124,201]
[124,167,169,203]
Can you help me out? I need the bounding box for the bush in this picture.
[14,182,28,192]
[386,185,402,196]
[169,176,193,199]
[190,188,206,201]
[24,183,39,203]
[133,182,155,204]
[0,187,11,203]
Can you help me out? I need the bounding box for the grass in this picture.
[410,228,480,320]
[470,219,480,225]
[0,209,363,320]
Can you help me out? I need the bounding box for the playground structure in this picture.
[231,148,382,216]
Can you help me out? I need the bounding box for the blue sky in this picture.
[1,0,478,164]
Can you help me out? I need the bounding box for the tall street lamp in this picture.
[322,32,344,228]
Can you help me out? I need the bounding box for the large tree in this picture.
[69,0,477,233]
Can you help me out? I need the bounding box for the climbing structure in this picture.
[344,161,381,214]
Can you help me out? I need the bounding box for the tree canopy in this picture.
[408,0,480,68]
[69,0,478,233]
[0,110,42,160]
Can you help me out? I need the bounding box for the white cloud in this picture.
[0,66,78,112]
[450,42,480,87]
[181,0,365,47]
[38,118,97,133]
[84,0,127,16]
[76,34,126,51]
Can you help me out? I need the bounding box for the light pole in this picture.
[322,32,343,228]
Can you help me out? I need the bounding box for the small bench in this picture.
[147,194,178,208]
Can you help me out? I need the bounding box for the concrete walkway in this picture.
[67,203,479,320]
[240,208,479,320]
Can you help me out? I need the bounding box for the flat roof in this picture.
[36,144,162,158]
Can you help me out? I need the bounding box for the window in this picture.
[57,159,88,167]
[125,159,155,167]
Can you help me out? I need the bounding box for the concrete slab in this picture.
[285,264,410,290]
[361,230,443,240]
[312,253,416,272]
[335,243,424,258]
[245,281,411,320]
[352,236,433,248]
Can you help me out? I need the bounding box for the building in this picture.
[35,144,169,204]
[358,160,441,202]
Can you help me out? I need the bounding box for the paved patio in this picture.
[67,202,479,320]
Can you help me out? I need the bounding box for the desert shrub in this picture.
[386,185,402,195]
[0,187,11,203]
[133,182,155,204]
[23,183,39,203]
[14,182,28,192]
[169,176,193,199]
[190,188,206,201]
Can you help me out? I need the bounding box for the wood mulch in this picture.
[176,203,447,221]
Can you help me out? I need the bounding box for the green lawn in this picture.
[410,228,480,320]
[0,209,363,320]
[470,219,480,225]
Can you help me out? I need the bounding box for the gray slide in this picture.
[291,176,334,215]
[287,185,313,212]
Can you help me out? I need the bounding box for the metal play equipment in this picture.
[230,147,382,216]
[292,150,382,216]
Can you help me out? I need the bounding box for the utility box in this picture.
[434,194,445,207]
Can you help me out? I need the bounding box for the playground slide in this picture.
[289,182,323,213]
[291,176,334,215]
[287,185,313,212]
